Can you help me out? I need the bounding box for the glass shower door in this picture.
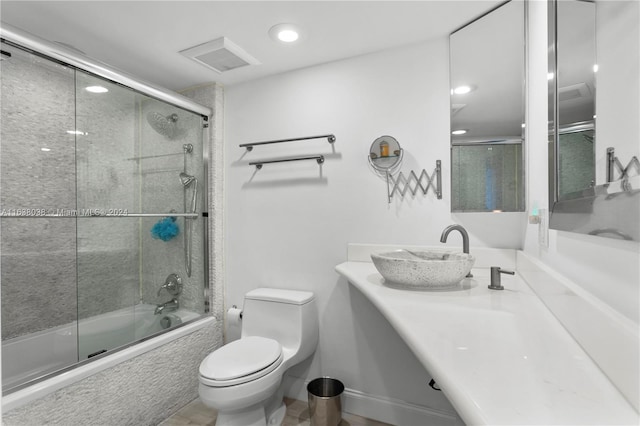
[75,71,206,359]
[75,71,140,359]
[1,40,208,391]
[0,42,79,390]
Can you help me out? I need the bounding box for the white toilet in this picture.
[198,288,319,426]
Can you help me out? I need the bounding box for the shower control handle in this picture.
[158,273,183,297]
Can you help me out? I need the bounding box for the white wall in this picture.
[225,38,525,415]
[523,0,639,325]
[224,0,637,418]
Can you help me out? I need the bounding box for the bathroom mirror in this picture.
[548,0,640,241]
[368,135,402,172]
[449,0,525,212]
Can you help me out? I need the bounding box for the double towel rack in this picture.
[250,155,325,170]
[241,134,335,169]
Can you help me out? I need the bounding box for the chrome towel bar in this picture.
[250,155,325,170]
[240,134,335,151]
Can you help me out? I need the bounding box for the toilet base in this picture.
[210,399,286,426]
[265,391,287,426]
[215,403,266,426]
[266,399,286,425]
[201,383,287,426]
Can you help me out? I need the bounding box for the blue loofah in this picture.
[151,217,179,241]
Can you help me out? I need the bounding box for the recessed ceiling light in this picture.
[41,147,51,152]
[593,64,599,73]
[85,85,109,93]
[67,130,87,135]
[452,129,467,135]
[452,85,474,95]
[269,24,303,44]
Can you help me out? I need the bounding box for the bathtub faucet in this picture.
[155,298,179,315]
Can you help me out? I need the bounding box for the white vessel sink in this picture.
[370,250,475,290]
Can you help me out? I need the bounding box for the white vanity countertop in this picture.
[335,261,639,425]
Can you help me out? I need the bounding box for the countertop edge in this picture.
[335,261,639,425]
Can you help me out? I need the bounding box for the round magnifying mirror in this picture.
[369,135,402,171]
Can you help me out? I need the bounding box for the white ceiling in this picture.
[1,1,503,91]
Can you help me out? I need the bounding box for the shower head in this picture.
[147,112,178,139]
[179,172,196,187]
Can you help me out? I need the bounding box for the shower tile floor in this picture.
[159,397,391,426]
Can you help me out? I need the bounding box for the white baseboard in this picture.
[283,375,460,426]
[342,388,460,426]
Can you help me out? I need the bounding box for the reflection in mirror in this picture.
[452,142,523,212]
[449,0,525,212]
[548,0,640,241]
[556,0,596,199]
[558,122,594,197]
[368,135,402,173]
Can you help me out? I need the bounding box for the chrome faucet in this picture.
[157,273,182,297]
[156,274,182,315]
[440,224,472,277]
[155,298,179,315]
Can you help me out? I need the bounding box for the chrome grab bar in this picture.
[240,134,335,151]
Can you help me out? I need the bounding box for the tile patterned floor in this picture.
[159,397,391,426]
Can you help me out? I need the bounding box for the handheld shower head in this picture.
[179,172,196,187]
[147,112,178,139]
[179,172,198,278]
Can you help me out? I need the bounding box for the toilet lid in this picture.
[199,336,282,381]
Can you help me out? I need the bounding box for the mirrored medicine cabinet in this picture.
[449,0,526,212]
[548,0,639,241]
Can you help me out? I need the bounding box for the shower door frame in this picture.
[0,24,211,117]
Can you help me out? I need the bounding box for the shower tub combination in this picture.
[2,305,199,391]
[0,23,212,407]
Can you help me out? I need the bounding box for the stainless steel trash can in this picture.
[307,377,344,426]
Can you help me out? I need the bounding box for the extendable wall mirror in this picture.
[368,135,403,173]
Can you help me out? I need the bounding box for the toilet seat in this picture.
[199,336,283,387]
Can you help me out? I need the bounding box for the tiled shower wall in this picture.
[0,47,140,339]
[180,82,225,323]
[0,47,78,338]
[137,99,206,314]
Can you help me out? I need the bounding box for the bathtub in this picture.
[2,304,211,411]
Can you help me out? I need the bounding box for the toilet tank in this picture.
[241,288,318,365]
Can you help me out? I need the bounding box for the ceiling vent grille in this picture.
[558,82,592,102]
[180,37,260,73]
[451,104,466,116]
